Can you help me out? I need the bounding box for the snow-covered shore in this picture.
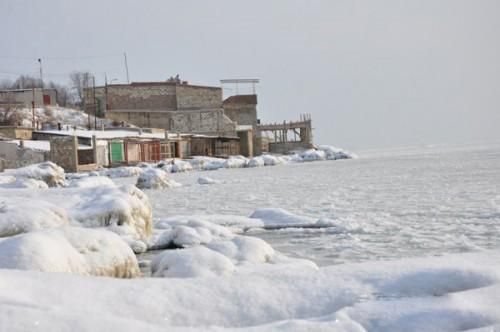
[1,143,500,331]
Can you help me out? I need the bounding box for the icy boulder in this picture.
[0,198,69,237]
[247,156,265,168]
[136,168,181,189]
[300,149,326,162]
[0,227,140,278]
[71,184,153,240]
[207,236,275,264]
[67,176,115,188]
[223,156,248,168]
[317,145,353,160]
[151,246,235,278]
[262,154,286,166]
[159,160,193,173]
[7,161,66,187]
[151,218,233,250]
[197,176,220,185]
[102,166,144,178]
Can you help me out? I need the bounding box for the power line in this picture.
[0,53,122,61]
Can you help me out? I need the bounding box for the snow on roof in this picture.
[38,129,166,140]
[3,140,91,151]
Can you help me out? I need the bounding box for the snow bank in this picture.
[4,249,500,331]
[197,176,220,185]
[6,161,66,187]
[151,246,235,278]
[0,227,139,278]
[136,168,181,189]
[207,236,275,264]
[0,184,152,240]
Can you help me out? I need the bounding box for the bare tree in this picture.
[46,81,70,107]
[69,71,92,108]
[0,79,13,90]
[0,106,19,126]
[11,75,42,89]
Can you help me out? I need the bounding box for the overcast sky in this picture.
[1,0,499,149]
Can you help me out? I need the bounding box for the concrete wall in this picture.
[237,128,253,157]
[0,141,48,169]
[105,84,177,110]
[0,89,57,106]
[0,127,33,140]
[50,136,78,173]
[223,95,258,128]
[106,109,236,136]
[268,141,313,154]
[175,85,222,109]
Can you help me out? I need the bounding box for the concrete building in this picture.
[0,88,57,107]
[85,82,237,137]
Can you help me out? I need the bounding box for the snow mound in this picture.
[102,166,144,178]
[71,184,153,240]
[67,176,115,188]
[151,218,232,249]
[247,156,265,167]
[136,168,181,189]
[0,184,152,240]
[0,227,139,278]
[300,149,326,161]
[151,246,235,278]
[224,156,248,168]
[262,154,286,166]
[0,199,69,237]
[6,161,66,187]
[207,236,275,264]
[0,177,49,189]
[159,159,193,173]
[318,145,354,160]
[197,176,220,185]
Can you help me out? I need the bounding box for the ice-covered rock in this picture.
[262,154,286,166]
[318,145,353,160]
[223,156,248,168]
[136,168,181,189]
[6,161,66,187]
[247,156,265,167]
[151,246,235,278]
[0,227,139,278]
[250,208,316,226]
[102,166,144,178]
[150,218,232,250]
[71,184,153,240]
[300,149,326,161]
[207,236,275,264]
[159,159,193,173]
[197,176,219,185]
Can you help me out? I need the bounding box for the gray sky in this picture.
[1,0,499,149]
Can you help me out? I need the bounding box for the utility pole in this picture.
[93,76,97,130]
[124,52,130,84]
[38,58,43,88]
[32,87,35,128]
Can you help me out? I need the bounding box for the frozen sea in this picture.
[140,142,500,266]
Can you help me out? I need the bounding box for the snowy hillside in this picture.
[5,106,113,129]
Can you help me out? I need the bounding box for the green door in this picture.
[110,141,124,162]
